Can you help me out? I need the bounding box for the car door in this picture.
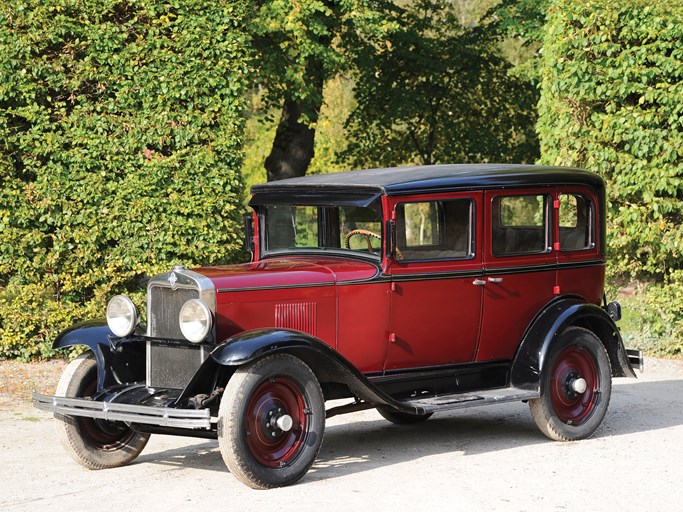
[477,189,557,361]
[555,187,604,305]
[384,192,483,370]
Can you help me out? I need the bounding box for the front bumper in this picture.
[32,392,212,429]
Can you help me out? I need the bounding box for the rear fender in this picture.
[53,320,146,390]
[510,298,636,394]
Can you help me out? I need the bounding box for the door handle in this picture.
[472,279,486,286]
[488,277,504,283]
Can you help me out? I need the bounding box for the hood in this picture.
[193,257,380,292]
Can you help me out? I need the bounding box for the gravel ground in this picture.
[1,357,682,511]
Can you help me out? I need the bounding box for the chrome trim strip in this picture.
[218,282,336,293]
[32,392,212,429]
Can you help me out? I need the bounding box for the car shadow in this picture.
[138,379,683,479]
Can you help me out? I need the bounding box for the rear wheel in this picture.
[218,354,325,489]
[55,353,149,469]
[529,327,612,441]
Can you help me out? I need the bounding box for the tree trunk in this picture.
[265,95,322,182]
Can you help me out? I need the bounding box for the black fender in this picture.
[53,320,147,390]
[181,328,418,414]
[510,297,636,394]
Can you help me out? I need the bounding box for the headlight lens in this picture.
[179,299,212,343]
[106,295,138,338]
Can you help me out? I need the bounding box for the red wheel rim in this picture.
[77,375,137,450]
[245,377,307,468]
[549,345,599,425]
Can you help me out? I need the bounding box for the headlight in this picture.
[106,295,138,338]
[179,299,212,343]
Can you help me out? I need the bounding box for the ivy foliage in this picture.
[537,0,683,355]
[0,0,250,359]
[537,0,683,277]
[342,0,539,168]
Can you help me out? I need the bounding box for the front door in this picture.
[385,193,483,370]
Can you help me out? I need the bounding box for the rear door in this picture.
[477,189,557,361]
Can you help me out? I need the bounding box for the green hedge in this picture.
[0,0,250,359]
[537,0,683,354]
[537,0,683,276]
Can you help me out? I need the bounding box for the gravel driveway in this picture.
[1,358,682,511]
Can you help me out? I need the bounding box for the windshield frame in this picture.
[258,200,385,261]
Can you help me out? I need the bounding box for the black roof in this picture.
[249,164,604,207]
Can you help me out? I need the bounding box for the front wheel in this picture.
[54,353,150,469]
[529,327,612,441]
[218,354,325,489]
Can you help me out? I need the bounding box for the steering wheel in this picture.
[344,229,381,253]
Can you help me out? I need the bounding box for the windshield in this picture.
[264,202,383,258]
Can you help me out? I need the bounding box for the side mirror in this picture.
[243,215,255,257]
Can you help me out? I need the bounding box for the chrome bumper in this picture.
[32,392,212,429]
[626,348,644,373]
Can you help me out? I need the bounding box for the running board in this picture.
[398,388,539,415]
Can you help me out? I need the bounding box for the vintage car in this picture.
[33,164,643,489]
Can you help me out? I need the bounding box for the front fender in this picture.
[510,298,636,393]
[53,320,146,390]
[206,329,417,413]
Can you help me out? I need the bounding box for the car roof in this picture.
[250,164,604,200]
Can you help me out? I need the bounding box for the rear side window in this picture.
[492,194,549,256]
[396,199,474,261]
[559,194,594,251]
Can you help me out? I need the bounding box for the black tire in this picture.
[529,327,612,441]
[218,354,325,489]
[376,406,433,425]
[55,353,150,469]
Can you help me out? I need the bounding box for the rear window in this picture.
[492,194,549,256]
[559,194,594,251]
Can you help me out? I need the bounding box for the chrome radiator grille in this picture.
[145,268,216,389]
[148,285,199,340]
[148,342,207,390]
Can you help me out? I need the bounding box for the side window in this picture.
[492,194,549,256]
[396,199,473,261]
[559,194,594,251]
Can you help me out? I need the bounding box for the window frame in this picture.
[394,197,476,263]
[490,192,553,258]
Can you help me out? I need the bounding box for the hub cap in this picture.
[245,377,307,467]
[549,346,599,425]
